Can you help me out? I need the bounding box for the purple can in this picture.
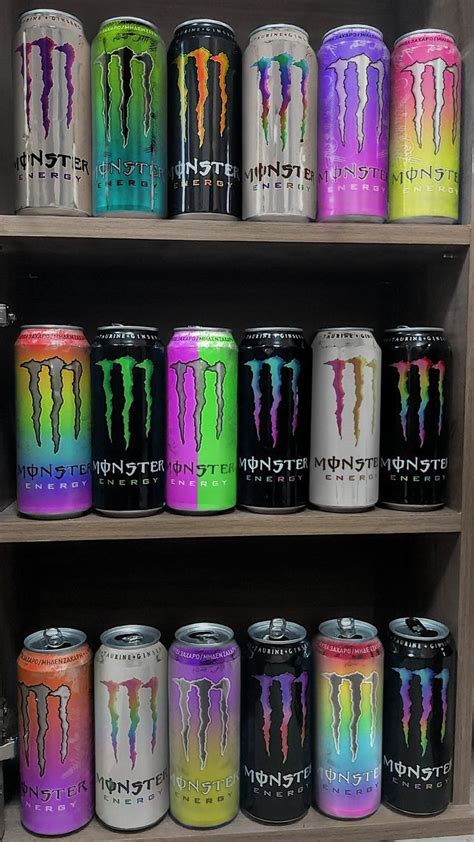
[317,25,390,222]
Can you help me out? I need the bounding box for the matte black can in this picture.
[168,19,241,218]
[91,325,165,515]
[238,328,310,511]
[380,327,449,509]
[241,618,312,824]
[383,617,456,815]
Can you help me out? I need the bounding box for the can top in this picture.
[99,17,159,33]
[319,617,378,641]
[249,23,309,39]
[385,325,445,334]
[100,624,161,649]
[245,326,303,333]
[19,9,83,24]
[174,19,234,36]
[173,325,232,332]
[24,627,87,653]
[21,324,84,331]
[248,618,307,644]
[389,616,450,642]
[316,326,374,333]
[175,622,234,647]
[322,24,383,40]
[97,324,159,332]
[394,29,455,48]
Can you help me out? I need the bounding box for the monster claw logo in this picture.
[322,671,378,762]
[18,682,71,776]
[21,357,83,453]
[326,356,377,445]
[16,37,75,139]
[327,54,385,152]
[390,357,446,447]
[95,46,154,147]
[393,667,449,757]
[96,356,154,449]
[173,676,231,770]
[170,359,226,451]
[253,52,309,149]
[402,58,460,154]
[101,677,158,770]
[245,356,300,447]
[174,48,230,147]
[254,672,308,762]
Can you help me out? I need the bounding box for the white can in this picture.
[242,24,317,221]
[95,625,169,830]
[309,328,381,510]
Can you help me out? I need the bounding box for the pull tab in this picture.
[337,617,357,638]
[191,632,219,644]
[43,628,64,649]
[268,618,287,640]
[405,617,436,637]
[117,633,143,646]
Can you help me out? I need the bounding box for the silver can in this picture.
[13,9,91,215]
[243,24,317,221]
[309,328,381,511]
[95,625,169,830]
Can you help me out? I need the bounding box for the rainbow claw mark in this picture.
[413,668,435,757]
[121,677,142,770]
[390,360,411,441]
[411,357,433,448]
[272,53,293,150]
[293,58,309,142]
[393,667,414,748]
[253,57,272,144]
[285,358,301,434]
[432,360,446,435]
[142,676,158,753]
[436,668,449,742]
[254,675,273,756]
[101,680,120,762]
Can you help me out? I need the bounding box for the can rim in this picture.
[389,617,450,641]
[322,24,383,40]
[318,618,379,641]
[18,9,83,25]
[384,326,445,333]
[175,622,235,647]
[100,624,161,649]
[249,23,309,39]
[244,326,303,332]
[248,619,307,644]
[315,326,374,332]
[99,16,160,33]
[20,324,84,330]
[23,627,87,653]
[174,19,235,36]
[97,325,159,332]
[394,28,455,47]
[173,325,232,332]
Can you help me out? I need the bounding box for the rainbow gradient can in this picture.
[15,325,91,518]
[314,618,383,819]
[389,30,461,223]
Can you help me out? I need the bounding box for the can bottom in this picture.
[241,808,308,825]
[95,506,164,518]
[390,216,456,224]
[170,812,238,831]
[318,214,385,223]
[16,207,89,217]
[21,815,94,837]
[167,506,235,516]
[309,502,375,513]
[172,213,239,220]
[94,211,165,218]
[240,504,305,514]
[96,810,168,832]
[245,214,313,223]
[18,508,91,520]
[379,501,444,511]
[317,805,380,821]
[383,800,448,817]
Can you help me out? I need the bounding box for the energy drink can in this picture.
[15,324,91,518]
[309,328,381,511]
[238,328,310,512]
[241,618,312,824]
[314,617,383,819]
[389,30,461,223]
[17,627,93,835]
[383,617,455,815]
[91,325,165,516]
[13,9,91,215]
[169,623,240,828]
[317,25,389,222]
[168,19,241,218]
[243,24,317,221]
[94,625,169,829]
[380,327,449,510]
[92,17,167,217]
[166,326,237,513]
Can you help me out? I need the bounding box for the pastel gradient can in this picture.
[317,26,389,221]
[166,327,237,513]
[17,627,94,835]
[169,623,240,828]
[389,30,461,223]
[15,325,91,518]
[314,618,383,819]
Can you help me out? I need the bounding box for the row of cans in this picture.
[15,324,449,517]
[17,616,455,835]
[14,11,462,223]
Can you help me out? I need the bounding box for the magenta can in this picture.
[317,25,390,221]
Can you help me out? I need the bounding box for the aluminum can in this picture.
[389,30,461,223]
[317,25,389,222]
[238,328,310,512]
[15,324,91,518]
[168,19,241,219]
[17,627,93,835]
[95,625,169,829]
[13,9,91,215]
[380,327,449,509]
[241,618,311,824]
[383,617,455,815]
[314,617,383,819]
[309,327,381,511]
[92,17,167,217]
[169,623,240,828]
[91,325,165,516]
[243,24,317,221]
[166,326,237,513]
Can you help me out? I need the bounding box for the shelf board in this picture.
[0,503,461,543]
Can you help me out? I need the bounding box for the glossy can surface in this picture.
[243,25,317,221]
[13,9,91,215]
[15,325,91,518]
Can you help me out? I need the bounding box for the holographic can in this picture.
[17,627,93,835]
[15,325,91,518]
[92,17,167,217]
[169,623,240,828]
[317,25,389,222]
[389,30,461,223]
[314,618,383,819]
[95,625,169,830]
[13,9,91,215]
[166,326,237,513]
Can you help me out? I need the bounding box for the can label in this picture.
[389,32,461,221]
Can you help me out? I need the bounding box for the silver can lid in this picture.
[173,325,232,333]
[322,24,383,40]
[24,627,87,652]
[21,324,84,331]
[175,622,234,647]
[249,23,309,39]
[389,616,450,641]
[174,19,234,36]
[394,29,455,48]
[316,326,374,333]
[97,324,158,332]
[19,9,83,25]
[100,17,159,33]
[385,325,445,334]
[248,618,307,644]
[245,326,303,333]
[100,624,161,649]
[319,617,379,641]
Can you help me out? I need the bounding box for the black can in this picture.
[383,617,456,816]
[238,328,310,512]
[241,618,312,824]
[91,325,165,516]
[168,19,241,218]
[380,327,449,509]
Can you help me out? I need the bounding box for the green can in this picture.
[92,17,167,217]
